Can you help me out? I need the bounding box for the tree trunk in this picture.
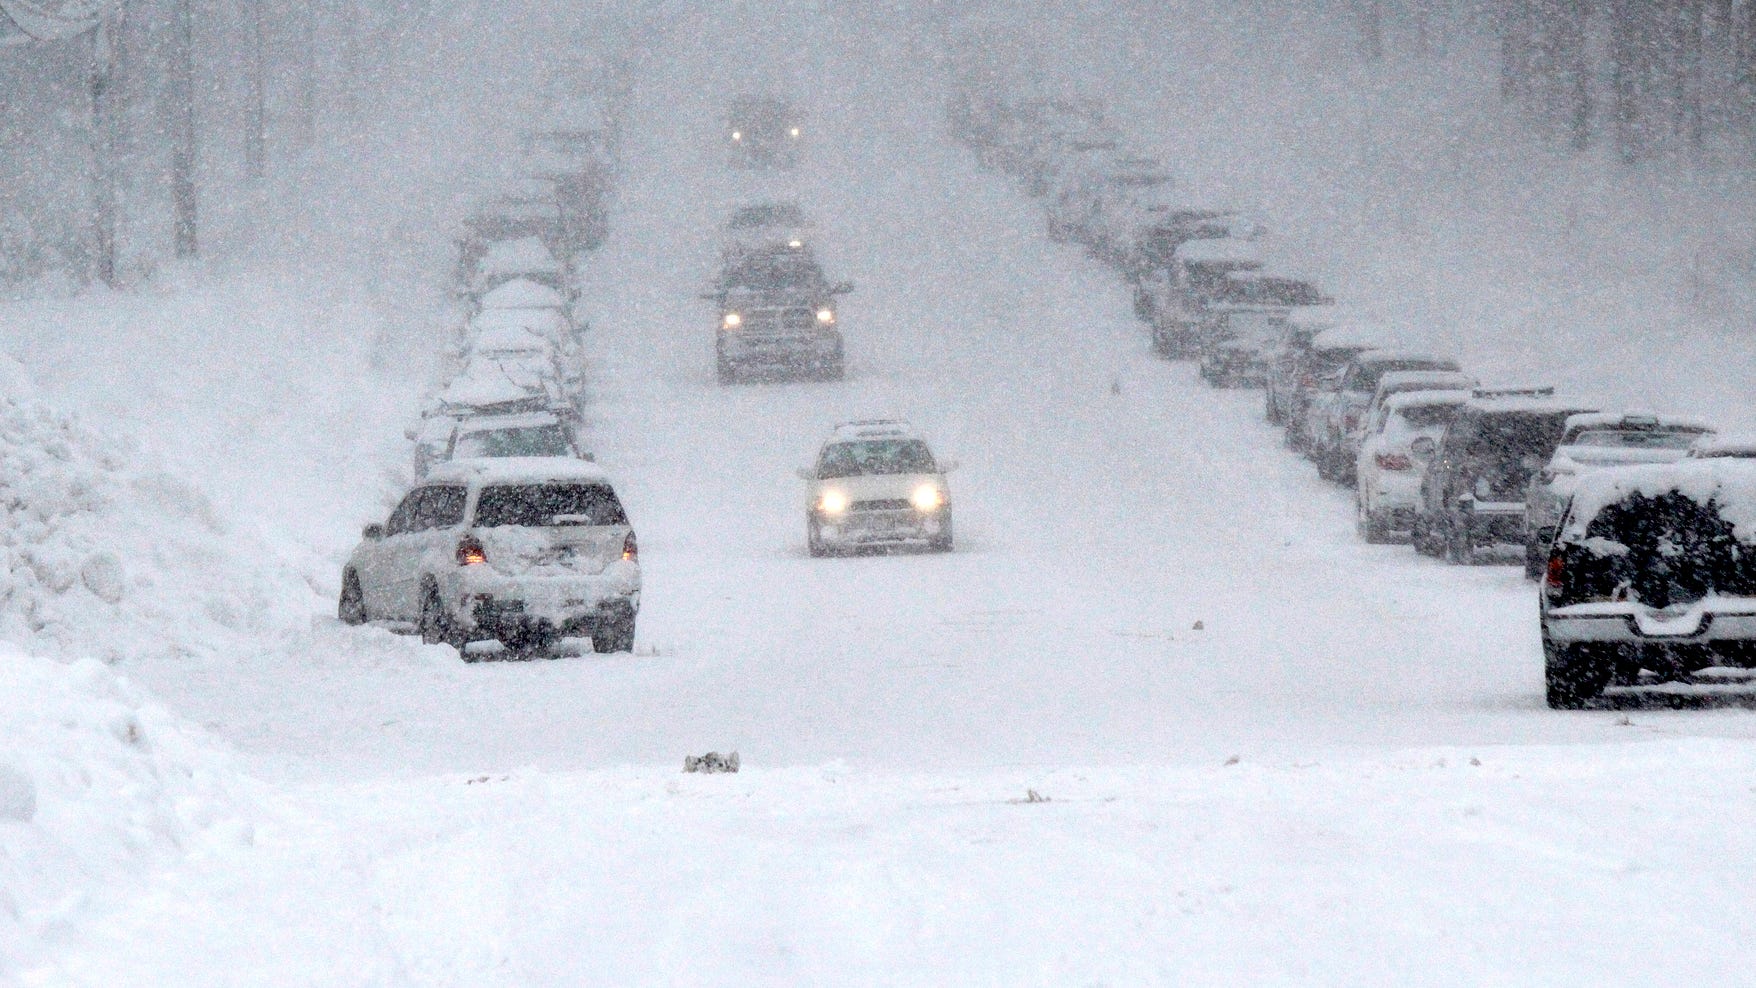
[245,0,266,181]
[89,22,119,286]
[169,0,197,258]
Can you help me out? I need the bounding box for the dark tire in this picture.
[716,346,737,385]
[1357,501,1393,544]
[1133,290,1152,322]
[1445,520,1475,565]
[818,358,844,382]
[592,610,635,654]
[930,513,954,553]
[808,519,827,558]
[1412,515,1441,557]
[1545,638,1610,709]
[1151,325,1173,358]
[1265,392,1282,425]
[419,585,465,656]
[338,571,368,626]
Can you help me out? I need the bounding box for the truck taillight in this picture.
[456,536,486,567]
[1545,554,1564,590]
[622,531,638,562]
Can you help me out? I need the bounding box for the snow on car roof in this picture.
[1562,459,1756,542]
[1377,370,1476,392]
[471,323,555,353]
[479,278,566,310]
[1465,391,1598,415]
[1310,323,1395,352]
[830,419,915,440]
[1383,388,1472,411]
[474,238,560,278]
[426,456,609,486]
[1174,237,1263,268]
[471,307,567,335]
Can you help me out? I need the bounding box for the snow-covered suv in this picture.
[339,458,639,656]
[798,420,955,555]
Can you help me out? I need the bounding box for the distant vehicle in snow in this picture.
[1307,351,1465,485]
[727,94,802,169]
[1275,323,1388,455]
[721,201,813,263]
[1521,412,1715,578]
[1687,434,1756,459]
[1195,273,1333,388]
[340,457,639,657]
[797,420,956,556]
[1143,236,1264,358]
[1413,387,1600,564]
[463,238,570,302]
[707,244,851,384]
[1353,389,1471,543]
[1539,458,1756,707]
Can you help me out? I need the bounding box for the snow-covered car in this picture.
[722,201,812,262]
[1276,323,1389,454]
[798,420,955,556]
[1145,236,1265,357]
[1195,274,1331,387]
[464,321,579,393]
[1413,388,1600,564]
[710,245,851,384]
[465,238,568,300]
[339,458,639,656]
[1353,389,1470,543]
[1521,412,1715,578]
[1309,350,1463,484]
[1357,370,1478,438]
[1539,458,1756,707]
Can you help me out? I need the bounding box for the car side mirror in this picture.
[939,459,960,473]
[1455,493,1475,514]
[404,428,418,442]
[831,281,855,295]
[363,523,385,541]
[1410,437,1436,462]
[795,467,816,481]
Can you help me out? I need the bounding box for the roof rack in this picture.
[1472,385,1555,400]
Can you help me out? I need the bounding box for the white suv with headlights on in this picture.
[338,457,640,657]
[798,421,955,556]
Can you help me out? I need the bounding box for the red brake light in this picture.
[1545,553,1564,590]
[1299,374,1315,388]
[1375,453,1413,471]
[456,535,486,567]
[622,531,638,562]
[1344,411,1361,431]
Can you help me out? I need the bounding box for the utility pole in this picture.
[168,0,196,257]
[91,19,119,283]
[245,0,265,181]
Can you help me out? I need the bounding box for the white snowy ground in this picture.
[10,5,1756,985]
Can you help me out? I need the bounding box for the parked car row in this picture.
[340,76,643,660]
[948,70,1756,709]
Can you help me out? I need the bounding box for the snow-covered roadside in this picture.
[23,739,1756,984]
[0,647,259,975]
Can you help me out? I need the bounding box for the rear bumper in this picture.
[443,568,640,638]
[1545,602,1756,645]
[1458,502,1526,544]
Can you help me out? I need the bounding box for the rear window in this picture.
[1570,429,1702,451]
[1352,359,1458,392]
[474,483,627,528]
[454,424,572,459]
[1558,492,1756,606]
[1394,403,1460,430]
[1470,412,1573,459]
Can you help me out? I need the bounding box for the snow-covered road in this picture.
[23,7,1756,984]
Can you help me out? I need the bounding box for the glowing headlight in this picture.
[910,484,943,512]
[818,489,849,515]
[788,239,803,248]
[789,127,800,138]
[731,131,742,141]
[722,312,742,329]
[815,307,836,325]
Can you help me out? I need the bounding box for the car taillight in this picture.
[1299,374,1315,389]
[1375,453,1413,471]
[622,531,638,562]
[1344,410,1361,431]
[1545,553,1564,590]
[456,536,486,566]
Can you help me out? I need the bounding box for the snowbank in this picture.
[0,645,257,968]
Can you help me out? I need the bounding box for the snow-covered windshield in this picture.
[817,440,937,478]
[725,252,825,291]
[475,483,627,528]
[730,204,804,228]
[454,424,572,459]
[1393,403,1459,431]
[1570,429,1701,450]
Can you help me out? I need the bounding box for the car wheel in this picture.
[1265,392,1282,425]
[930,513,954,553]
[1151,325,1172,358]
[1445,520,1474,565]
[593,609,635,654]
[419,585,464,656]
[1545,638,1610,709]
[716,353,737,385]
[1357,500,1393,544]
[338,570,368,626]
[808,519,827,558]
[819,358,845,382]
